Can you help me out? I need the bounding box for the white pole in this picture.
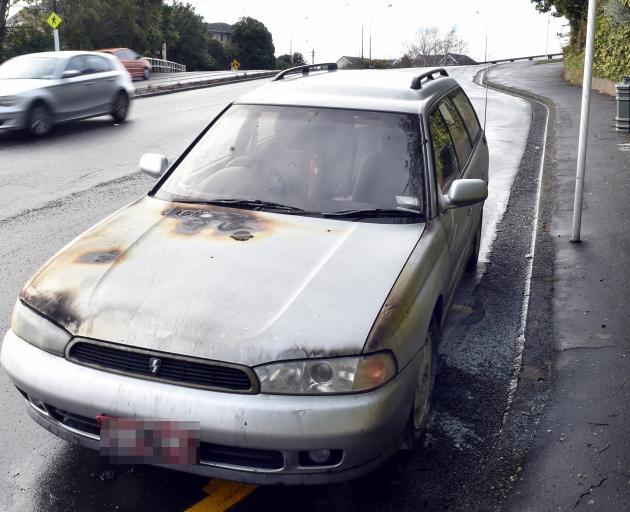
[570,0,598,243]
[53,29,60,51]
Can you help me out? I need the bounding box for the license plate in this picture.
[99,417,200,464]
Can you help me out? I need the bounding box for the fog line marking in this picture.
[184,479,257,512]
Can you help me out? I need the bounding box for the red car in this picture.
[98,48,151,80]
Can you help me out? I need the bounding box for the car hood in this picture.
[21,196,424,366]
[0,78,53,95]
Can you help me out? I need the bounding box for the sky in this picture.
[190,0,568,63]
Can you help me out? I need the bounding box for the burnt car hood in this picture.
[21,196,424,366]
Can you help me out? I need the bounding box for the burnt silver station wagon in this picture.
[1,64,488,484]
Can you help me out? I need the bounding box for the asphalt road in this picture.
[0,64,552,511]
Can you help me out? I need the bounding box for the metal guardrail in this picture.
[146,57,186,73]
[479,53,563,65]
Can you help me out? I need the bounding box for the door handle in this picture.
[83,82,95,86]
[106,77,116,81]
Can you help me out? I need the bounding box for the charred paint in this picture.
[161,206,270,239]
[20,288,81,332]
[75,249,122,264]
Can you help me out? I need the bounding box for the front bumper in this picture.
[0,106,28,132]
[1,330,417,484]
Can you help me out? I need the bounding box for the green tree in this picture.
[230,16,275,69]
[161,1,214,70]
[207,38,231,70]
[275,52,305,69]
[530,0,588,47]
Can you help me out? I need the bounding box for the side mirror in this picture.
[139,153,168,178]
[61,69,81,79]
[443,179,488,210]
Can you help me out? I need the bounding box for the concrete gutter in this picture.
[133,71,277,99]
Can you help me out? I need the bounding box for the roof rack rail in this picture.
[410,68,449,90]
[272,62,338,81]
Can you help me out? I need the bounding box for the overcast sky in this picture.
[190,0,567,63]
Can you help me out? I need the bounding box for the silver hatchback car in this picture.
[1,64,488,484]
[0,51,134,136]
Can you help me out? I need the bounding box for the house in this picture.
[206,22,232,45]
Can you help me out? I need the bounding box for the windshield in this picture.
[155,105,425,217]
[0,56,59,79]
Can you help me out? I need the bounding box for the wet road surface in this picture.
[0,63,553,511]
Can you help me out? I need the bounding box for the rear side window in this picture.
[438,100,472,168]
[451,90,481,143]
[85,55,111,73]
[429,109,459,192]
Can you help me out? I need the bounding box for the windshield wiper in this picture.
[198,198,307,213]
[321,207,424,219]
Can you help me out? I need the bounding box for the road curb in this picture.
[475,66,559,506]
[133,71,277,99]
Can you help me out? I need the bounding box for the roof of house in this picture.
[206,22,232,34]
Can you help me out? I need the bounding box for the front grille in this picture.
[68,340,256,392]
[200,443,284,470]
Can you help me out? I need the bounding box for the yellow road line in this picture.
[185,479,257,512]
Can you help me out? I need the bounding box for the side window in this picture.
[451,90,481,143]
[429,108,459,192]
[438,99,472,168]
[86,55,111,73]
[65,56,88,74]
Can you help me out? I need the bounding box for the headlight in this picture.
[0,95,20,107]
[254,352,397,395]
[11,300,72,356]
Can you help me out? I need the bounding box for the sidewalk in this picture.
[490,62,630,511]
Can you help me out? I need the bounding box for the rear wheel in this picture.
[111,92,130,123]
[27,103,52,137]
[401,318,437,450]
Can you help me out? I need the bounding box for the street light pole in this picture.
[368,3,392,67]
[570,0,598,242]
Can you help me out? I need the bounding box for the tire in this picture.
[27,103,53,137]
[142,67,151,80]
[111,92,130,124]
[466,213,483,272]
[401,317,437,450]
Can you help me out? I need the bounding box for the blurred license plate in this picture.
[99,417,200,464]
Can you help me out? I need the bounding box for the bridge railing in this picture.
[146,58,186,73]
[479,53,563,65]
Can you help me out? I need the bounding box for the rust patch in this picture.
[76,249,122,264]
[161,206,270,238]
[20,288,81,332]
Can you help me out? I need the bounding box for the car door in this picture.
[84,54,118,114]
[450,88,488,235]
[428,103,468,299]
[53,55,96,120]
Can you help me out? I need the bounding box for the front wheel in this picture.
[111,92,130,124]
[142,67,151,80]
[27,103,53,137]
[401,318,437,450]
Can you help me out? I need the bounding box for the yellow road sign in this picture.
[231,59,240,71]
[47,12,62,30]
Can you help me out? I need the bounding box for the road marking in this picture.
[505,97,550,416]
[185,479,257,512]
[450,304,474,315]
